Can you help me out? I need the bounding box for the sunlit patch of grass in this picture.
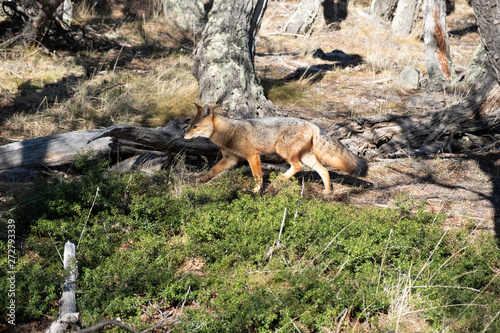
[265,79,318,108]
[1,55,197,138]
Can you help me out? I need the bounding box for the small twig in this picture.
[77,187,100,248]
[335,308,348,333]
[413,230,448,283]
[376,228,392,295]
[112,45,124,72]
[482,308,500,333]
[79,319,138,333]
[180,285,191,316]
[293,178,305,219]
[48,232,64,266]
[304,219,359,271]
[277,207,287,247]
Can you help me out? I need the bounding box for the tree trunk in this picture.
[285,0,322,34]
[423,0,454,92]
[391,0,423,37]
[472,0,500,82]
[162,0,208,38]
[193,0,273,118]
[284,0,344,34]
[369,0,398,22]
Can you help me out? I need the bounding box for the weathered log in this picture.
[327,72,500,157]
[0,129,113,171]
[60,241,77,315]
[45,241,79,333]
[87,119,220,158]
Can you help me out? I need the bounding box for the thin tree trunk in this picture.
[285,0,322,34]
[193,0,273,118]
[369,0,398,21]
[284,0,342,34]
[423,0,454,91]
[391,0,423,37]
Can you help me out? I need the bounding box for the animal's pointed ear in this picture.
[202,105,211,117]
[194,103,203,114]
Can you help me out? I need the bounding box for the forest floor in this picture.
[254,0,498,236]
[1,0,498,238]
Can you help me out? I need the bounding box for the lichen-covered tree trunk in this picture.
[472,0,500,81]
[391,0,423,37]
[423,0,454,91]
[162,0,209,38]
[369,0,398,22]
[193,0,273,118]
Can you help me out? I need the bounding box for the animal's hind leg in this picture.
[277,154,302,181]
[300,152,331,193]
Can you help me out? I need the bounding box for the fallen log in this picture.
[87,118,220,158]
[0,129,113,171]
[327,72,500,158]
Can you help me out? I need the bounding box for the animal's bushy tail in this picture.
[313,130,368,177]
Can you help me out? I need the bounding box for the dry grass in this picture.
[0,0,479,138]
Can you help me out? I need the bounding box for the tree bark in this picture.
[284,0,344,34]
[391,0,423,37]
[162,0,207,38]
[472,0,500,82]
[193,0,274,118]
[423,0,454,92]
[22,0,66,42]
[285,0,322,34]
[369,0,398,22]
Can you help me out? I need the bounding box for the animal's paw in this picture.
[252,184,262,193]
[197,175,211,183]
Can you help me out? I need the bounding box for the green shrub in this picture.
[1,163,499,332]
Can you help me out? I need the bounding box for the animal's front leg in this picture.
[198,151,239,182]
[246,154,263,193]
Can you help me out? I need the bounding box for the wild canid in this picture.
[184,104,368,193]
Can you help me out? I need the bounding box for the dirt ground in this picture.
[253,1,499,237]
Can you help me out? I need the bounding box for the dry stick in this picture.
[180,285,191,315]
[482,308,500,333]
[77,187,100,248]
[428,246,469,283]
[457,271,500,321]
[48,232,64,265]
[277,207,287,247]
[335,308,348,333]
[293,178,305,219]
[79,319,138,333]
[303,219,359,272]
[376,228,393,295]
[112,45,124,73]
[413,230,448,283]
